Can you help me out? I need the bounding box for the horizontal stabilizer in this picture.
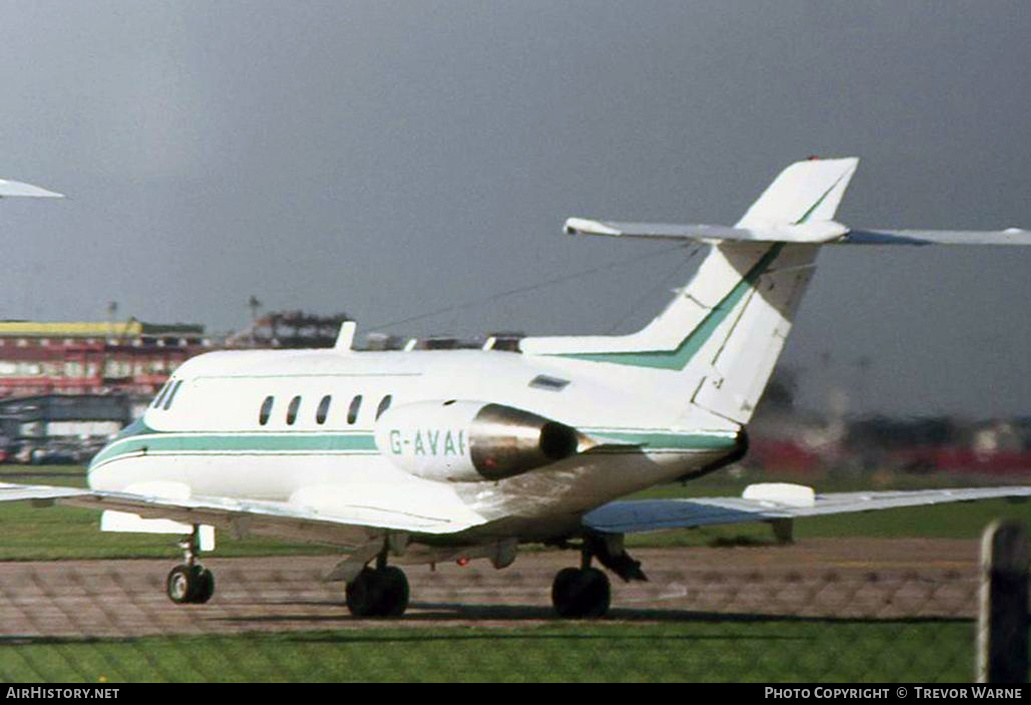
[583,485,1031,534]
[564,218,847,243]
[0,179,63,198]
[565,218,1031,248]
[566,158,1030,248]
[842,228,1031,246]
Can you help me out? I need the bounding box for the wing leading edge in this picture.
[0,481,487,548]
[582,484,1031,534]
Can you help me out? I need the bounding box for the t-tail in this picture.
[522,157,1031,425]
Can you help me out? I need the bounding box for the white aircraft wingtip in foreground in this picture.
[0,178,63,199]
[2,161,1030,619]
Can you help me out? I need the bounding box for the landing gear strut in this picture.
[345,554,409,617]
[166,525,215,604]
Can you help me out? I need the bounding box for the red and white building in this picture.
[0,320,213,399]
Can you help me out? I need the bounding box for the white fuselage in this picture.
[87,346,741,544]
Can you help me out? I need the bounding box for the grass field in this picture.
[0,466,336,560]
[0,464,1023,682]
[628,469,1031,548]
[0,621,976,683]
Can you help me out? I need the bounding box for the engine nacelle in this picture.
[374,400,583,482]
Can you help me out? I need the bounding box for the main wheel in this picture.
[345,568,380,617]
[192,567,216,604]
[551,567,611,618]
[346,566,410,617]
[377,566,410,617]
[166,564,216,604]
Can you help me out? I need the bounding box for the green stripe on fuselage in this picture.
[89,431,379,469]
[552,243,783,370]
[590,430,739,450]
[90,427,737,470]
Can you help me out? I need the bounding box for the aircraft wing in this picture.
[582,483,1031,534]
[0,179,64,198]
[0,481,487,547]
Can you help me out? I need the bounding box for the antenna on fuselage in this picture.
[334,321,357,352]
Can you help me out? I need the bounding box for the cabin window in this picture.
[316,395,332,425]
[375,394,393,420]
[286,396,301,425]
[347,395,362,425]
[259,396,274,426]
[163,380,183,410]
[152,382,171,408]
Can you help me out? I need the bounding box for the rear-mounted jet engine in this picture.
[374,400,585,482]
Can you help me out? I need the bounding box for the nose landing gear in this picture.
[551,565,611,618]
[167,563,215,604]
[166,525,215,604]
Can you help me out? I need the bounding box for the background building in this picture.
[0,320,211,399]
[0,320,212,461]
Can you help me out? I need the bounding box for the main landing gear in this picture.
[550,532,647,619]
[345,555,410,618]
[551,565,611,618]
[166,525,215,604]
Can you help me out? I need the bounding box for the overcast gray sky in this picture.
[1,1,1030,417]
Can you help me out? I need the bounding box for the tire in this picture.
[378,566,410,617]
[551,567,611,619]
[192,567,216,604]
[345,568,380,617]
[346,566,410,617]
[577,568,611,618]
[166,564,216,604]
[551,567,582,617]
[167,564,196,604]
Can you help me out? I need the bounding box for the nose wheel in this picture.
[167,564,215,604]
[166,525,216,604]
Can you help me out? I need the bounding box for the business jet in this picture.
[2,159,1030,619]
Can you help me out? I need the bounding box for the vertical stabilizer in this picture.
[688,242,818,423]
[735,157,857,228]
[693,158,857,422]
[523,158,860,424]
